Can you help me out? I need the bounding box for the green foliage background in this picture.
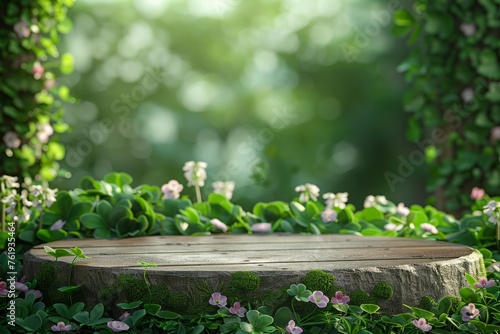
[52,0,429,209]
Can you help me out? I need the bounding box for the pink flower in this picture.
[44,79,56,90]
[15,282,28,292]
[308,291,329,308]
[461,303,480,322]
[251,222,272,233]
[210,218,228,233]
[36,124,54,143]
[3,131,21,149]
[421,223,438,234]
[50,219,66,231]
[412,318,432,332]
[209,292,227,307]
[286,320,303,334]
[25,289,42,299]
[321,208,337,223]
[229,302,247,317]
[51,322,72,332]
[492,126,500,141]
[0,281,7,295]
[470,187,485,201]
[13,21,31,38]
[107,321,130,332]
[384,222,403,232]
[32,62,45,80]
[331,291,350,304]
[396,202,410,217]
[161,180,183,199]
[118,311,130,321]
[473,277,495,289]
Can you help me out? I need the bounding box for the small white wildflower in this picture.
[183,161,208,187]
[1,175,20,189]
[396,202,410,217]
[295,183,320,203]
[421,223,438,234]
[161,180,184,199]
[212,181,235,200]
[210,218,228,232]
[364,195,376,208]
[44,187,57,208]
[483,200,498,216]
[376,195,388,205]
[323,192,348,209]
[384,222,404,232]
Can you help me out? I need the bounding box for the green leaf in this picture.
[404,305,435,319]
[60,53,74,74]
[44,246,74,259]
[361,304,380,314]
[144,304,161,315]
[36,229,67,242]
[394,9,414,26]
[156,310,180,319]
[89,304,104,323]
[104,172,133,188]
[459,287,477,303]
[117,301,143,310]
[80,213,105,229]
[58,285,81,293]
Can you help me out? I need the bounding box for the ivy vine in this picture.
[394,0,500,213]
[0,0,74,183]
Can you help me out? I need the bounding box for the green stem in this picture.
[68,256,77,305]
[195,185,202,203]
[144,267,151,297]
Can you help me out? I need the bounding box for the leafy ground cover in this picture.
[0,161,499,333]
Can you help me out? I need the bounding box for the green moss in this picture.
[99,284,117,305]
[301,270,341,296]
[229,271,261,293]
[371,281,393,301]
[36,262,55,291]
[165,291,191,312]
[253,287,289,311]
[418,296,436,311]
[142,284,170,306]
[349,289,374,306]
[117,274,148,302]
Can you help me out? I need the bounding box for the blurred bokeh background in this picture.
[53,0,428,209]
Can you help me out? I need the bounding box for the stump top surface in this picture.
[28,234,474,272]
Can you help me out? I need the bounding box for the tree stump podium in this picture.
[23,234,483,313]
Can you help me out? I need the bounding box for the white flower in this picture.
[492,126,500,141]
[20,189,32,207]
[3,131,21,148]
[295,183,320,203]
[1,175,20,189]
[364,195,387,208]
[161,180,183,199]
[1,191,17,214]
[210,218,228,232]
[376,195,388,205]
[36,124,54,143]
[483,200,498,216]
[460,22,476,36]
[13,21,31,38]
[421,223,438,234]
[384,222,403,232]
[396,202,410,217]
[488,215,499,225]
[183,161,208,187]
[212,181,235,200]
[461,87,475,103]
[44,187,57,208]
[364,195,376,208]
[323,192,348,209]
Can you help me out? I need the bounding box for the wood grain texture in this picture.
[23,234,483,313]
